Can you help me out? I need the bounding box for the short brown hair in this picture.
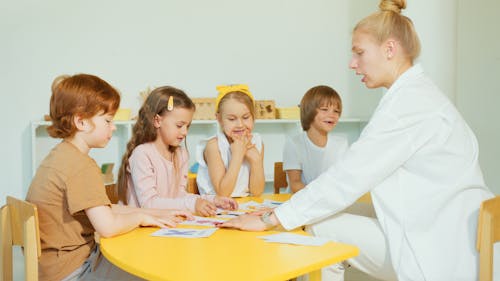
[47,74,120,138]
[300,85,342,131]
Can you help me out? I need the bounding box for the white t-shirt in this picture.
[196,132,263,197]
[283,131,348,185]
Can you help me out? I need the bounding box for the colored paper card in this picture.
[151,228,217,238]
[258,233,330,246]
[180,216,226,227]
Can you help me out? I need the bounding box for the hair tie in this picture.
[215,84,254,111]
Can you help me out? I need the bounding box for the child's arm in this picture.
[245,143,265,196]
[85,205,188,238]
[282,135,304,193]
[286,170,306,193]
[110,204,192,219]
[129,147,199,211]
[205,138,246,197]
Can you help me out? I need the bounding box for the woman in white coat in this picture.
[220,0,493,280]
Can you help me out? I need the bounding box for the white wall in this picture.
[457,0,500,194]
[0,0,498,205]
[0,0,355,203]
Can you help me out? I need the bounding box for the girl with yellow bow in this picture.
[196,84,265,197]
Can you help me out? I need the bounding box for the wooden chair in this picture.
[1,196,41,281]
[477,196,500,281]
[273,161,373,206]
[274,162,288,194]
[105,183,119,204]
[187,172,200,194]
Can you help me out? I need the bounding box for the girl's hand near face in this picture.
[229,133,251,160]
[241,132,263,168]
[245,144,263,164]
[195,198,217,217]
[214,196,238,210]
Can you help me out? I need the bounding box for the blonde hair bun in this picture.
[379,0,406,14]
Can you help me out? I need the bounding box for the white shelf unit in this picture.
[31,118,368,182]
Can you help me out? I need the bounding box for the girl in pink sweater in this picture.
[117,86,237,216]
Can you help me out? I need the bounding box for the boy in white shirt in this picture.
[283,85,348,193]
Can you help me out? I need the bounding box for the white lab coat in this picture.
[274,64,493,281]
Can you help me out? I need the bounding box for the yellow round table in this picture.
[100,194,359,281]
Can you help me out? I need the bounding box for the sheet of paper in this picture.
[262,199,283,208]
[179,216,226,227]
[237,200,263,210]
[238,200,278,211]
[215,209,247,219]
[151,228,217,238]
[258,233,330,246]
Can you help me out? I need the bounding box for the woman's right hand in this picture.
[195,198,217,217]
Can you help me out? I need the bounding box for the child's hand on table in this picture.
[195,198,217,217]
[141,209,192,228]
[149,209,194,227]
[214,196,238,210]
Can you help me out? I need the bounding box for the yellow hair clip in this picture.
[167,96,174,111]
[215,84,254,111]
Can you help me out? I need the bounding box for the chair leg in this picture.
[1,206,13,281]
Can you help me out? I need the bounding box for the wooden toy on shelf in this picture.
[255,100,276,119]
[192,98,216,120]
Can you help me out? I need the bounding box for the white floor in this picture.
[346,267,380,281]
[345,244,500,281]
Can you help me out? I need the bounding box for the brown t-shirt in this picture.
[26,141,111,281]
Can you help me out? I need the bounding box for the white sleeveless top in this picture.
[196,131,263,197]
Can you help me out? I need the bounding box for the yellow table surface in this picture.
[100,194,359,281]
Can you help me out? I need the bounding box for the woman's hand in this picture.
[214,196,238,210]
[195,198,217,217]
[217,213,268,231]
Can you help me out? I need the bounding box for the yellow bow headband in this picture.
[215,84,254,111]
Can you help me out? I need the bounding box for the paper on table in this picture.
[238,200,281,211]
[215,209,247,219]
[262,199,283,208]
[180,216,226,227]
[237,200,263,210]
[258,233,330,246]
[151,228,217,238]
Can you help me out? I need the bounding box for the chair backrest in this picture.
[477,196,500,281]
[0,196,41,281]
[187,172,200,194]
[105,183,119,204]
[273,162,288,194]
